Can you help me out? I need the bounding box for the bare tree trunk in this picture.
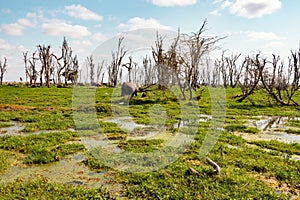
[109,36,127,87]
[96,60,105,83]
[87,55,95,85]
[0,57,7,85]
[237,55,264,103]
[206,157,221,176]
[37,45,52,88]
[122,56,134,82]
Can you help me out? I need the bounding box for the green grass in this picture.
[0,178,113,200]
[285,128,300,135]
[0,122,13,128]
[225,124,260,133]
[118,139,164,153]
[0,149,11,174]
[0,131,84,164]
[286,119,300,127]
[249,140,300,155]
[1,85,300,199]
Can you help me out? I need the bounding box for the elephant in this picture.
[121,82,142,98]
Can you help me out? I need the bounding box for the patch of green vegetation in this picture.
[82,155,111,172]
[285,128,300,135]
[0,122,13,128]
[0,178,113,200]
[98,120,127,140]
[222,145,300,192]
[118,139,164,153]
[218,132,246,146]
[225,124,260,133]
[0,131,85,164]
[116,158,288,199]
[0,149,11,174]
[249,140,300,155]
[286,119,300,127]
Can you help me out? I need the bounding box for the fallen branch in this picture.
[219,146,224,159]
[189,167,199,175]
[206,157,221,176]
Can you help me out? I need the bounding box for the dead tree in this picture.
[286,48,300,105]
[23,51,29,83]
[180,19,223,99]
[200,57,212,85]
[70,55,79,84]
[226,53,243,88]
[152,33,168,90]
[215,51,228,87]
[122,56,134,82]
[37,45,53,87]
[143,56,153,85]
[237,54,265,103]
[87,55,95,85]
[23,51,38,85]
[59,55,79,85]
[53,37,74,86]
[211,60,221,87]
[165,33,188,99]
[0,57,7,85]
[260,52,300,106]
[96,60,105,84]
[108,36,127,87]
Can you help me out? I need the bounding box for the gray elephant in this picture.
[121,82,142,98]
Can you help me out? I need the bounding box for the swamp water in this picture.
[238,116,300,144]
[0,115,299,194]
[0,122,121,196]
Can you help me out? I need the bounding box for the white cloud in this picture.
[221,0,232,9]
[92,32,106,42]
[70,40,93,53]
[65,4,103,21]
[17,18,35,27]
[0,13,37,36]
[118,17,171,31]
[265,41,285,49]
[212,0,223,4]
[0,23,24,36]
[0,38,15,50]
[210,9,221,16]
[244,31,286,53]
[229,0,281,18]
[42,20,91,38]
[150,0,197,7]
[17,45,29,53]
[246,31,281,41]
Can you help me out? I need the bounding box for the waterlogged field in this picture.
[0,85,300,199]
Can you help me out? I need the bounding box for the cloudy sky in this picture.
[0,0,299,81]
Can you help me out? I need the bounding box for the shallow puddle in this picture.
[237,132,300,144]
[245,144,300,161]
[0,121,75,137]
[249,116,285,131]
[0,153,122,195]
[237,116,300,144]
[0,121,25,136]
[105,116,148,132]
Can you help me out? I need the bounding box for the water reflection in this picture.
[245,116,300,144]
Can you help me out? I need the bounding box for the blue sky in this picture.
[0,0,299,81]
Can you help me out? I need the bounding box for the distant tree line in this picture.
[1,20,300,105]
[22,37,79,88]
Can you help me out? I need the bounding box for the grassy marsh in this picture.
[0,85,300,199]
